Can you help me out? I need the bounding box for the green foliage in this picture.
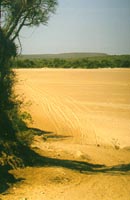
[0,0,58,170]
[1,0,58,41]
[0,30,33,169]
[13,55,130,69]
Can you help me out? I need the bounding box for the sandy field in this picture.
[16,68,130,147]
[1,68,130,200]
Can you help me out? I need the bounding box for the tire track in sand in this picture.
[20,80,96,144]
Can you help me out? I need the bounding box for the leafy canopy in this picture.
[0,0,58,41]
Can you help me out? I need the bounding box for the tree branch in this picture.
[6,8,24,39]
[11,15,28,41]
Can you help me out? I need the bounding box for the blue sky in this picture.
[20,0,130,55]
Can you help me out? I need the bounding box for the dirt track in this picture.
[1,68,130,200]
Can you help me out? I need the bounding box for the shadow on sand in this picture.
[0,128,130,194]
[21,146,130,174]
[0,166,24,193]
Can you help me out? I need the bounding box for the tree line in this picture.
[13,55,130,69]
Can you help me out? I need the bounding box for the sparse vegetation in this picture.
[111,138,120,150]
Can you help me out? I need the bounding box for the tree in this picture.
[1,0,57,40]
[0,0,58,167]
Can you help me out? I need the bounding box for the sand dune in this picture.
[15,68,130,148]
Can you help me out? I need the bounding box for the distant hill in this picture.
[20,52,108,59]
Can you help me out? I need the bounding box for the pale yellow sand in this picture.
[15,68,130,147]
[1,68,130,200]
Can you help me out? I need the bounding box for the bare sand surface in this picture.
[1,68,130,200]
[16,68,130,147]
